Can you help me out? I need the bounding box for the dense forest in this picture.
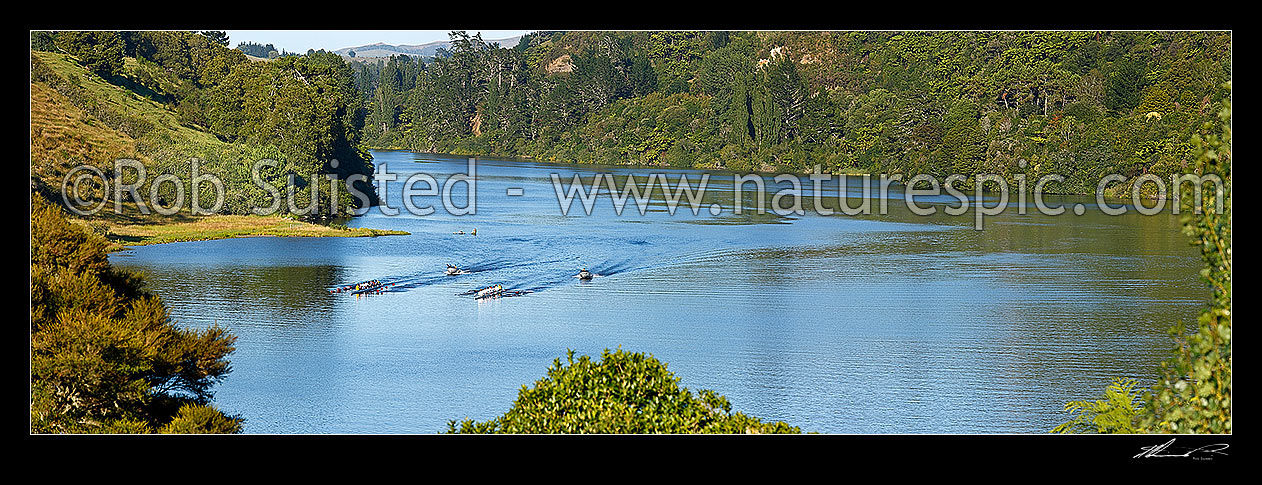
[30,30,375,219]
[351,31,1230,196]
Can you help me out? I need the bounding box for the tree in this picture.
[571,50,627,116]
[201,31,230,47]
[1105,55,1147,113]
[130,31,246,89]
[757,55,810,146]
[204,49,374,216]
[629,55,657,97]
[30,31,57,52]
[448,348,801,434]
[236,41,278,59]
[53,31,124,77]
[31,195,241,433]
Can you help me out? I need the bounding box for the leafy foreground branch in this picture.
[30,194,241,433]
[448,348,801,434]
[1054,85,1230,434]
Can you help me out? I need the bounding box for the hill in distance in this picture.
[335,35,523,59]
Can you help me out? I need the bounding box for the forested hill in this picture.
[351,31,1231,196]
[334,35,523,59]
[30,31,376,219]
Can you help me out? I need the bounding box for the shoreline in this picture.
[71,213,409,251]
[367,148,1190,201]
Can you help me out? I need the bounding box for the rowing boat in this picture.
[350,282,388,295]
[475,285,503,298]
[331,279,386,294]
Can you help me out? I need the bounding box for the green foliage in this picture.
[1106,55,1148,113]
[1052,378,1145,434]
[130,31,243,89]
[159,404,244,434]
[31,52,156,139]
[646,31,706,95]
[448,348,801,434]
[31,31,57,52]
[33,34,376,219]
[54,31,125,77]
[206,50,370,181]
[30,194,241,433]
[200,31,230,48]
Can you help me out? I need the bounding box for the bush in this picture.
[53,31,125,77]
[31,31,57,52]
[448,348,802,434]
[30,194,241,433]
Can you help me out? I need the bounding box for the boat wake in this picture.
[331,249,693,300]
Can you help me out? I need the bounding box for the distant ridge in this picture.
[335,35,523,59]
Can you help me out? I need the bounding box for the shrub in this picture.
[30,194,241,433]
[448,348,801,434]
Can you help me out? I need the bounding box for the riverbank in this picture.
[369,149,1169,200]
[70,211,408,251]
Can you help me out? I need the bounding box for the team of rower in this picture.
[446,265,594,280]
[335,265,594,298]
[453,266,596,298]
[330,279,386,294]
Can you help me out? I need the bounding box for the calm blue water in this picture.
[110,151,1208,434]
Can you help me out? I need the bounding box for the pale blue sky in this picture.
[223,30,533,54]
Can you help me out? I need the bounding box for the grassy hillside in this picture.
[30,50,405,245]
[31,80,144,189]
[32,51,216,188]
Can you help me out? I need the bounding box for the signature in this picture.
[1134,438,1229,459]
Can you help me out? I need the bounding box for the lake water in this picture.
[109,151,1208,434]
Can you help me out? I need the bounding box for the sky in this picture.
[223,30,533,54]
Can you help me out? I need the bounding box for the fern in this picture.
[1052,377,1145,434]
